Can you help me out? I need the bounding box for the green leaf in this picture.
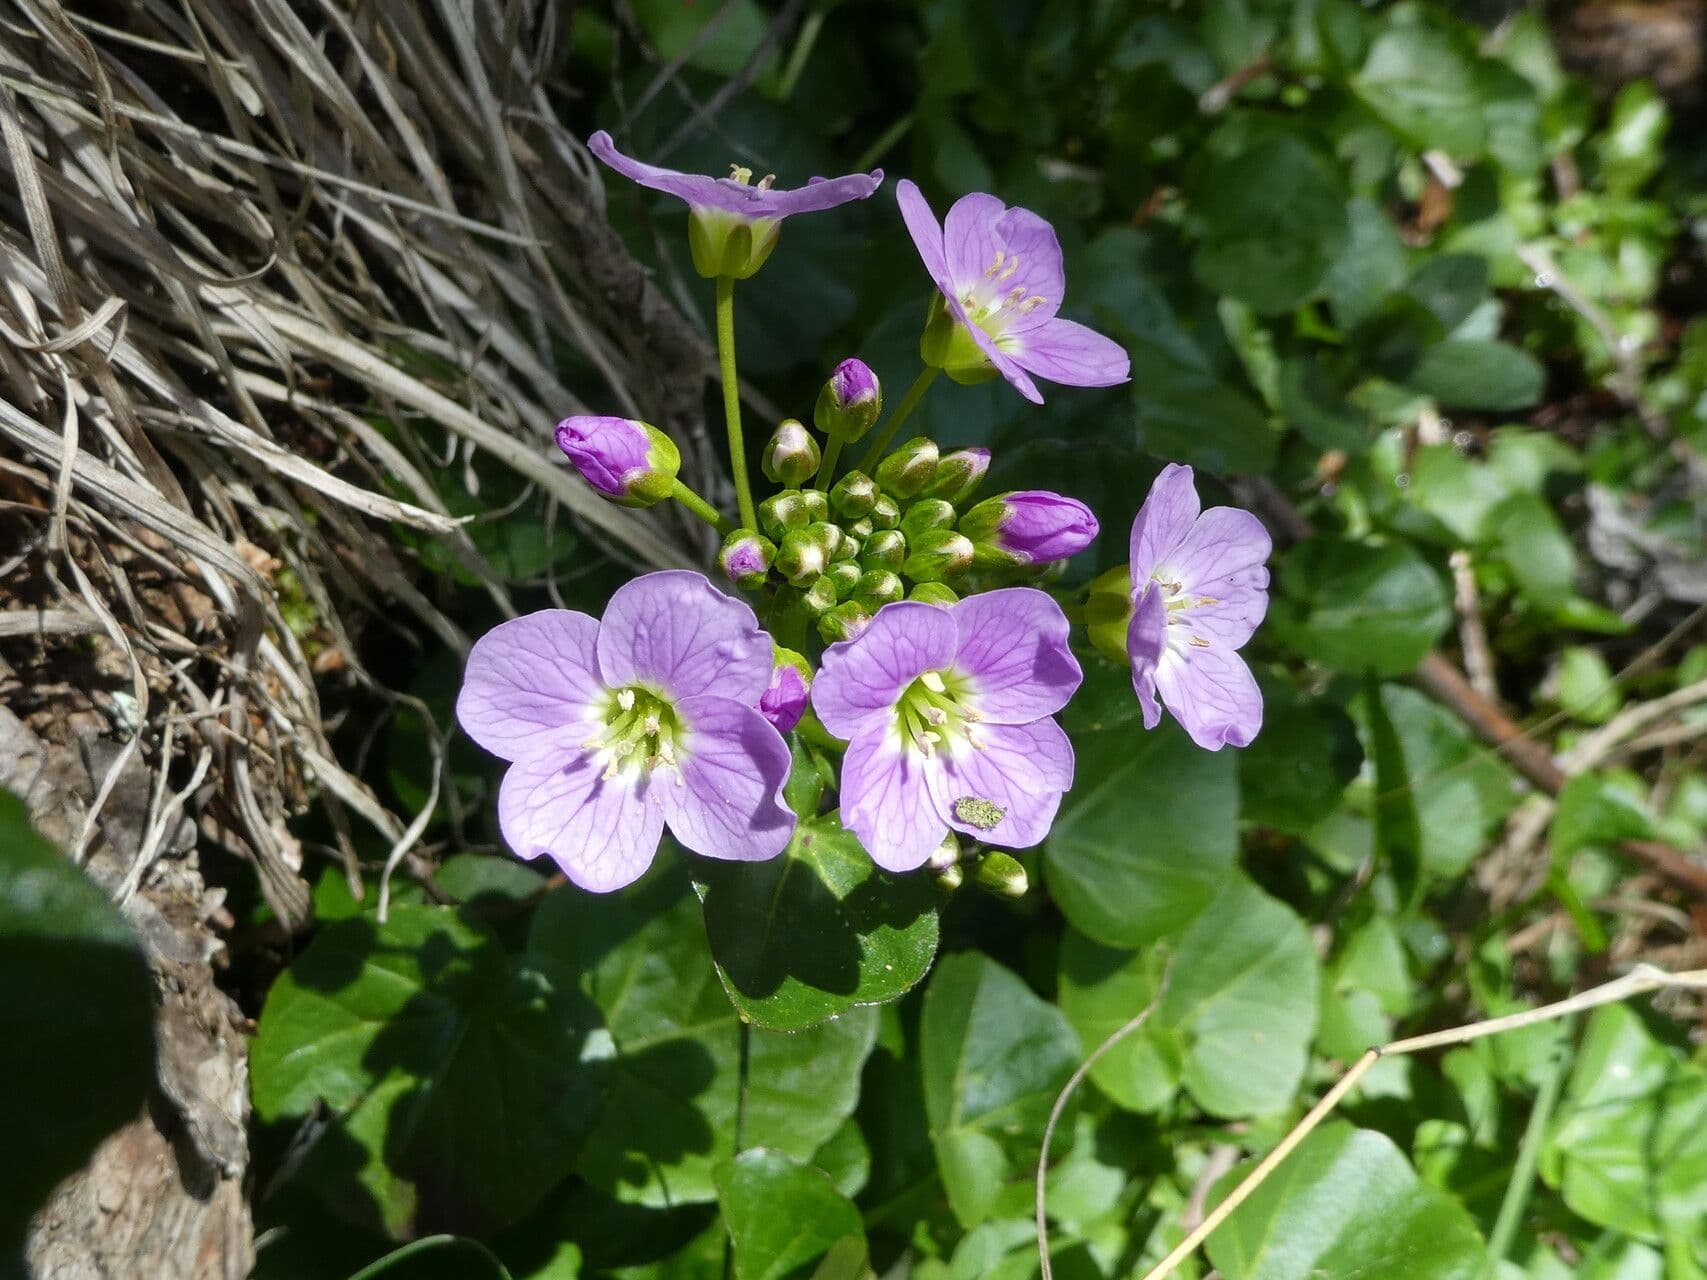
[920,953,1081,1227]
[1353,26,1485,156]
[0,791,154,1256]
[1406,255,1490,334]
[1325,197,1408,332]
[1058,874,1318,1118]
[1206,1122,1487,1279]
[1044,723,1238,947]
[695,814,938,1032]
[1239,681,1363,835]
[1492,493,1576,610]
[347,1236,515,1280]
[1190,135,1349,315]
[1543,1005,1707,1240]
[714,1150,864,1280]
[1409,339,1545,412]
[1271,538,1452,676]
[1551,773,1653,858]
[1364,675,1423,903]
[527,873,877,1207]
[251,904,603,1237]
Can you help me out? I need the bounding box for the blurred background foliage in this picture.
[7,0,1707,1277]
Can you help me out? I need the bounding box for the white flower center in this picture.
[893,668,981,758]
[958,249,1049,336]
[584,685,685,782]
[1153,570,1218,655]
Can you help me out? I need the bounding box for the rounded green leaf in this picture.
[714,1149,864,1280]
[251,904,603,1237]
[1238,682,1363,834]
[1045,723,1238,947]
[694,815,939,1031]
[1270,537,1452,676]
[0,791,154,1255]
[1206,1122,1488,1279]
[921,953,1081,1228]
[1059,875,1319,1117]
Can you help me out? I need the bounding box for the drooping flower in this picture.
[960,490,1099,565]
[455,571,795,892]
[812,590,1082,872]
[556,415,680,507]
[1123,464,1270,750]
[589,131,882,279]
[896,179,1130,404]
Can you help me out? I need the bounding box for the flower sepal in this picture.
[688,204,781,280]
[920,294,1000,385]
[1084,564,1135,666]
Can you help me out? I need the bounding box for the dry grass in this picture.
[0,0,720,923]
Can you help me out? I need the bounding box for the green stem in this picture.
[671,479,735,535]
[1485,1012,1578,1273]
[715,275,759,532]
[816,434,845,485]
[776,9,824,101]
[857,365,940,472]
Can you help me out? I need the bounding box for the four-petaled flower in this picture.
[1126,464,1271,750]
[811,590,1081,871]
[456,571,795,892]
[897,179,1130,404]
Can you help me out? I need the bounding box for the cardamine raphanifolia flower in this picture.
[555,415,679,507]
[816,359,883,442]
[960,491,1099,566]
[1123,464,1270,750]
[896,180,1129,405]
[760,647,812,734]
[589,131,882,279]
[811,590,1081,871]
[455,571,794,892]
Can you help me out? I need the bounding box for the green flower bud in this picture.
[759,490,811,540]
[760,419,821,487]
[845,517,876,542]
[853,569,904,608]
[861,529,906,571]
[908,581,960,607]
[688,205,782,281]
[775,527,830,585]
[824,561,862,600]
[921,447,992,505]
[814,358,882,442]
[800,489,830,523]
[920,292,1001,385]
[806,521,844,563]
[899,498,956,541]
[1084,564,1135,667]
[903,529,974,583]
[829,470,878,519]
[803,573,840,614]
[971,851,1029,899]
[874,437,939,500]
[869,494,902,530]
[818,600,873,643]
[717,529,775,590]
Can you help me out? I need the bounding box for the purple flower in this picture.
[812,590,1082,872]
[961,490,1099,565]
[760,649,812,735]
[556,415,679,507]
[589,131,882,278]
[1126,464,1270,751]
[896,180,1130,404]
[455,571,795,892]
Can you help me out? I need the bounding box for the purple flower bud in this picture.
[815,359,883,442]
[718,529,775,590]
[761,419,822,486]
[960,491,1099,564]
[555,416,680,507]
[923,448,992,505]
[760,647,812,734]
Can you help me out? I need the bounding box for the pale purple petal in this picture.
[590,131,881,219]
[1129,464,1201,586]
[759,663,809,734]
[942,196,1065,334]
[994,492,1100,563]
[929,719,1074,850]
[1165,507,1274,597]
[659,695,794,863]
[456,610,605,762]
[596,571,771,704]
[840,731,948,872]
[812,601,957,739]
[555,415,651,499]
[1005,317,1130,389]
[1184,570,1271,650]
[949,589,1081,723]
[497,742,663,893]
[1156,646,1263,751]
[896,179,952,291]
[950,299,1044,403]
[1127,584,1166,731]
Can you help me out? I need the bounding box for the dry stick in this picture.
[1035,965,1171,1280]
[1135,964,1707,1280]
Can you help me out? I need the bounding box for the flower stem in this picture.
[1485,1013,1577,1272]
[715,275,759,532]
[670,479,734,535]
[858,365,940,472]
[816,434,844,485]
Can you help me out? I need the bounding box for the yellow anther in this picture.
[729,164,753,184]
[984,249,1007,278]
[921,671,948,694]
[996,257,1020,282]
[1189,635,1211,648]
[1019,295,1047,313]
[617,688,636,712]
[757,173,776,190]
